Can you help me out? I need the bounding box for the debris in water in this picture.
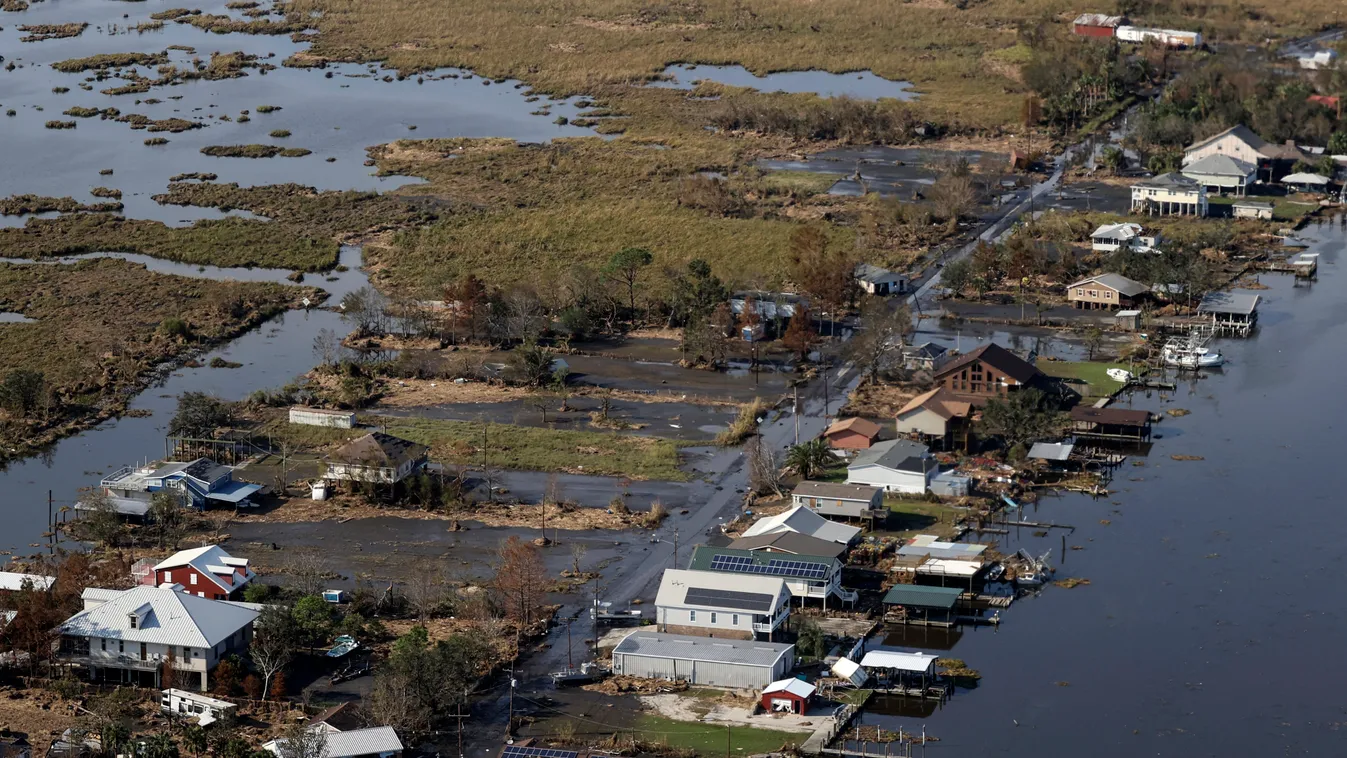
[1166,408,1191,417]
[1053,577,1090,589]
[1170,454,1204,461]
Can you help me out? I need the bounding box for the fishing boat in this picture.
[1106,368,1133,383]
[1162,332,1224,369]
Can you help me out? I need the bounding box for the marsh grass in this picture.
[52,52,167,72]
[200,144,310,157]
[18,23,89,42]
[44,120,77,129]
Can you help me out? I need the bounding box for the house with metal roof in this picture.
[890,535,990,584]
[611,631,795,689]
[790,481,883,521]
[689,545,855,608]
[264,726,403,758]
[882,584,964,625]
[727,531,849,560]
[326,432,429,485]
[1182,153,1258,196]
[1183,124,1307,181]
[147,545,255,601]
[846,439,937,494]
[58,586,258,690]
[1131,172,1208,216]
[741,505,862,545]
[94,457,263,515]
[0,572,54,593]
[1072,13,1126,37]
[761,678,817,714]
[854,263,908,296]
[654,569,792,640]
[1066,273,1149,310]
[1090,222,1162,253]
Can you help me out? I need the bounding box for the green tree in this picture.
[148,490,187,549]
[978,388,1060,452]
[604,247,654,314]
[168,392,233,438]
[1099,146,1126,175]
[796,619,826,658]
[669,258,728,325]
[182,726,207,758]
[142,733,180,758]
[785,439,834,480]
[1329,132,1347,155]
[272,722,327,758]
[507,341,554,386]
[290,595,334,653]
[940,258,973,297]
[0,369,46,418]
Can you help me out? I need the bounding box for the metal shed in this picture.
[611,631,794,690]
[289,407,356,429]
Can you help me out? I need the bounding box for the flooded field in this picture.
[0,0,600,225]
[649,64,917,100]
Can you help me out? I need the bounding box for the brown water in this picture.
[853,218,1347,754]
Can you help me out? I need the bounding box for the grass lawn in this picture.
[759,170,844,196]
[635,714,807,755]
[372,416,691,481]
[883,496,963,538]
[1273,200,1319,222]
[1038,360,1137,397]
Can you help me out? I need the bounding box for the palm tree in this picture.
[101,723,130,758]
[142,733,179,758]
[785,439,834,480]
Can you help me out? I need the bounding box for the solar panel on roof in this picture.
[708,553,829,579]
[683,587,775,612]
[502,747,580,758]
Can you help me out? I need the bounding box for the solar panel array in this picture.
[501,747,580,758]
[683,587,775,612]
[709,553,829,579]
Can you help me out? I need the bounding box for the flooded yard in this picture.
[648,64,917,100]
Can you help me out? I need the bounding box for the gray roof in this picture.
[61,586,258,648]
[727,531,849,559]
[265,727,403,758]
[1281,172,1330,185]
[1068,273,1149,298]
[1233,200,1275,209]
[849,438,932,474]
[855,263,901,284]
[1198,291,1260,315]
[654,569,788,615]
[1132,172,1199,190]
[613,631,794,668]
[1028,442,1075,461]
[792,481,881,503]
[330,432,428,467]
[902,342,949,359]
[1182,153,1257,178]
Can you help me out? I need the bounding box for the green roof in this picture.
[881,584,962,610]
[688,546,837,578]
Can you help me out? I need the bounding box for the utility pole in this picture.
[591,576,602,657]
[673,528,680,568]
[792,383,800,445]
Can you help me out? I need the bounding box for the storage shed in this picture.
[288,407,356,429]
[761,678,816,714]
[1072,13,1125,37]
[611,632,794,690]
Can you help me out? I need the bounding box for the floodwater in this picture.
[0,0,602,224]
[759,145,1011,197]
[853,219,1347,755]
[0,245,369,553]
[649,64,916,100]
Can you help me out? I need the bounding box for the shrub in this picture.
[159,317,191,339]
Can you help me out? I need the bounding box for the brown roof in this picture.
[1069,406,1150,427]
[308,702,364,731]
[824,417,882,440]
[897,387,973,420]
[792,481,882,502]
[330,432,428,467]
[933,343,1040,385]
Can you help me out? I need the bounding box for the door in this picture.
[140,642,147,661]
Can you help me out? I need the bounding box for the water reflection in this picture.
[649,64,917,100]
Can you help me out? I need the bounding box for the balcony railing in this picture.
[61,653,197,672]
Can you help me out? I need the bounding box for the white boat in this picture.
[1106,368,1133,383]
[1162,332,1224,369]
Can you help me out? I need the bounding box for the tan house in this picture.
[822,417,882,449]
[1067,273,1149,310]
[1182,124,1306,182]
[1131,173,1208,217]
[895,387,973,449]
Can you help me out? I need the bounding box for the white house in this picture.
[846,439,937,494]
[1181,153,1258,196]
[1232,199,1275,219]
[264,726,403,758]
[740,505,862,545]
[59,586,258,690]
[1090,223,1162,253]
[654,569,791,640]
[689,545,856,608]
[1183,124,1306,181]
[854,263,908,296]
[1130,173,1208,216]
[326,432,428,485]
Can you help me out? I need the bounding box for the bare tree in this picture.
[845,299,912,384]
[284,552,328,598]
[492,536,549,625]
[746,436,785,497]
[312,328,342,368]
[930,173,978,234]
[404,561,449,619]
[569,542,588,576]
[273,721,328,758]
[250,604,296,701]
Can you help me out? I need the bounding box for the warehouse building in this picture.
[611,631,795,690]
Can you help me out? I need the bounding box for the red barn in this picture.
[761,678,816,715]
[1073,13,1126,38]
[823,417,883,450]
[151,545,255,600]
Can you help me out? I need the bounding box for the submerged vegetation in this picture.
[51,52,168,72]
[200,144,312,158]
[0,196,121,215]
[18,23,88,42]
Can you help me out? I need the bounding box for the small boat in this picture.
[1106,368,1133,383]
[1162,331,1224,370]
[326,635,360,658]
[550,661,608,686]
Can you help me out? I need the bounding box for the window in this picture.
[164,571,171,583]
[119,640,124,654]
[732,614,739,625]
[182,646,190,658]
[710,612,718,624]
[1105,291,1114,299]
[1088,290,1098,298]
[689,610,696,622]
[101,638,106,651]
[190,574,197,585]
[1076,288,1084,296]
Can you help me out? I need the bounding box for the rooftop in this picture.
[1132,172,1200,190]
[741,505,862,545]
[1069,406,1151,427]
[881,584,963,610]
[902,342,949,360]
[792,480,881,502]
[329,432,428,467]
[613,631,794,668]
[1074,13,1125,26]
[855,262,899,283]
[727,531,849,559]
[1185,124,1267,154]
[934,343,1039,384]
[1091,222,1144,239]
[762,678,817,698]
[1067,273,1149,298]
[1182,153,1257,177]
[824,417,882,440]
[265,726,403,758]
[654,568,788,614]
[62,586,258,648]
[849,438,932,474]
[858,649,938,673]
[897,387,972,420]
[153,545,253,592]
[0,572,54,592]
[1028,441,1075,461]
[896,535,989,561]
[1281,172,1331,185]
[688,546,837,580]
[1198,291,1260,316]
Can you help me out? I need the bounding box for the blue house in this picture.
[93,458,263,515]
